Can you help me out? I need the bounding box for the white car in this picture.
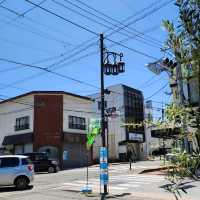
[0,155,34,190]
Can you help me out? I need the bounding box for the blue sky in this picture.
[0,0,179,114]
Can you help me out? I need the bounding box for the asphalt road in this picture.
[0,161,199,200]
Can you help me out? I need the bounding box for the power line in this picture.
[140,76,167,89]
[0,82,27,92]
[54,0,168,64]
[0,57,144,102]
[47,40,98,70]
[0,4,20,16]
[23,16,74,47]
[25,0,159,60]
[0,2,74,46]
[146,83,168,100]
[138,74,158,88]
[0,57,100,89]
[25,0,98,36]
[0,9,73,47]
[1,0,159,92]
[0,43,98,92]
[3,0,165,79]
[19,0,168,75]
[111,0,174,37]
[21,0,48,16]
[0,53,69,75]
[1,0,171,78]
[0,1,169,99]
[71,0,163,47]
[4,31,156,91]
[0,54,167,103]
[0,0,47,18]
[0,0,6,4]
[0,36,58,54]
[52,0,162,50]
[0,25,158,91]
[39,1,166,72]
[106,37,158,60]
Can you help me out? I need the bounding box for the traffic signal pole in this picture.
[100,33,108,195]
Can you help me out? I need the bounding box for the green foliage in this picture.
[162,1,200,198]
[165,148,200,199]
[165,103,199,130]
[163,0,200,75]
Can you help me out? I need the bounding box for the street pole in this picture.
[198,62,200,148]
[176,63,189,152]
[100,33,108,195]
[161,107,166,165]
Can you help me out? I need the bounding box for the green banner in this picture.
[87,119,101,148]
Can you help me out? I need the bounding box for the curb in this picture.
[139,166,169,174]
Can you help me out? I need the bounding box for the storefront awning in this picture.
[2,133,33,145]
[151,128,180,139]
[119,140,142,145]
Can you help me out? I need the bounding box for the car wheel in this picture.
[48,166,55,173]
[55,166,60,173]
[56,166,60,172]
[15,177,29,190]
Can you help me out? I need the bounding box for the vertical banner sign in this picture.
[100,147,108,186]
[87,119,101,148]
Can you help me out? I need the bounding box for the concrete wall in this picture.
[0,95,34,147]
[63,95,93,134]
[89,84,126,160]
[143,100,160,157]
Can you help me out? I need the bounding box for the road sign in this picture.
[100,147,108,185]
[129,132,144,142]
[146,60,165,75]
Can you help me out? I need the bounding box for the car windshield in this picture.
[35,154,48,160]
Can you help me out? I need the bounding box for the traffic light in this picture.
[162,58,177,69]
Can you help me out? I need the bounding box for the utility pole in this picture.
[176,63,190,152]
[100,33,107,195]
[99,33,125,196]
[161,105,166,165]
[196,61,200,148]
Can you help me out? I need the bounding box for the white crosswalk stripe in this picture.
[56,174,165,194]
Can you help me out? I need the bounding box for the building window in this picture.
[98,101,107,110]
[68,116,86,130]
[15,116,30,131]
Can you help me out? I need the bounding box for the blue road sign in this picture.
[100,147,108,186]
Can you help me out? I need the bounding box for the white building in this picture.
[0,91,93,168]
[143,100,160,157]
[89,84,145,162]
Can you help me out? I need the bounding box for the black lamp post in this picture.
[100,33,125,196]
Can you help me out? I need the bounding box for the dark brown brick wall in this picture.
[33,95,63,149]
